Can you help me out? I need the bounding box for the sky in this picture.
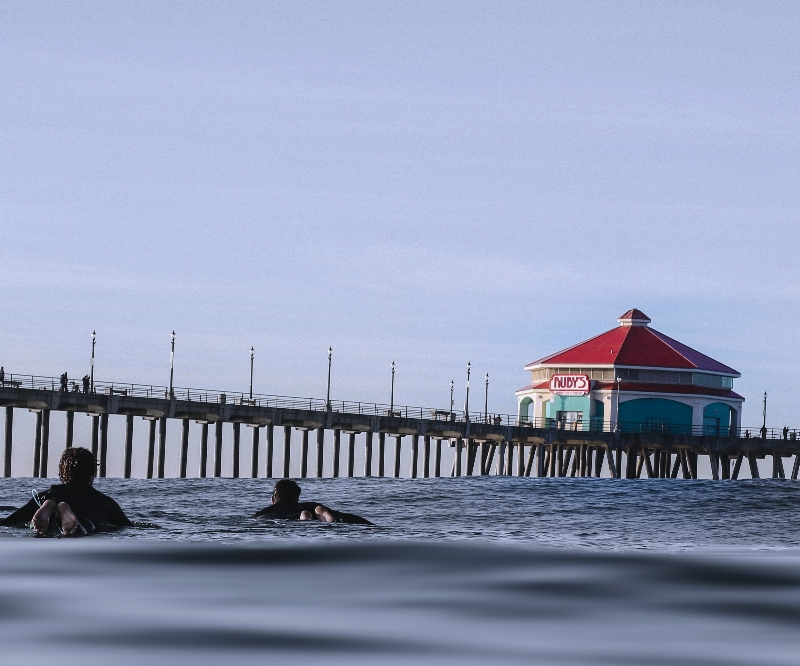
[1,1,799,435]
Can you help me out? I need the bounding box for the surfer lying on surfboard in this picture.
[0,447,132,536]
[253,479,372,525]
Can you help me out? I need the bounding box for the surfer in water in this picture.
[0,447,132,536]
[253,479,372,525]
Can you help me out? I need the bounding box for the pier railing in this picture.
[0,373,794,441]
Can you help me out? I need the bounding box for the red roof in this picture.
[593,381,743,400]
[526,311,738,375]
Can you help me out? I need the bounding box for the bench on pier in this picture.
[385,409,402,418]
[432,410,455,421]
[104,387,128,396]
[0,380,21,389]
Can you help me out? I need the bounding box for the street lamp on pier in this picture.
[390,361,395,414]
[169,331,176,398]
[249,347,255,400]
[90,330,96,393]
[465,361,471,422]
[326,347,332,411]
[450,380,454,418]
[484,373,489,424]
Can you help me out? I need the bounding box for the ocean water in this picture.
[1,477,800,664]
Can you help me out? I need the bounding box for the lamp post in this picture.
[450,380,454,417]
[465,361,471,422]
[90,330,96,393]
[326,347,332,410]
[484,373,489,424]
[762,391,768,438]
[169,331,176,398]
[390,361,395,414]
[249,347,254,400]
[614,376,621,431]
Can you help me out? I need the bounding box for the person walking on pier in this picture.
[0,447,133,536]
[0,366,4,386]
[253,479,372,525]
[82,374,90,394]
[59,372,68,392]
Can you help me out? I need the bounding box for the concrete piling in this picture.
[364,431,373,477]
[91,414,99,459]
[40,409,50,478]
[393,435,402,478]
[332,429,341,477]
[179,418,189,478]
[265,424,274,478]
[4,406,12,477]
[248,425,257,478]
[347,431,355,477]
[231,422,241,479]
[99,413,108,477]
[124,414,134,479]
[283,426,291,478]
[65,411,74,449]
[157,416,167,479]
[32,410,42,477]
[199,423,208,478]
[214,421,223,478]
[411,434,419,478]
[316,428,324,478]
[378,433,386,477]
[146,418,156,479]
[300,429,309,478]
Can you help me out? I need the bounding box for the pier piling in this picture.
[199,423,208,478]
[283,426,291,478]
[146,417,156,479]
[265,424,274,478]
[214,421,223,478]
[347,431,355,477]
[232,422,241,479]
[250,424,260,479]
[4,406,12,478]
[91,415,99,459]
[364,431,373,477]
[179,419,189,478]
[157,417,166,479]
[65,411,74,450]
[332,429,341,477]
[99,413,108,477]
[32,410,42,477]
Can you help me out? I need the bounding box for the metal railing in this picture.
[0,373,797,440]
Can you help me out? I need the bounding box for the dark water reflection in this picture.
[1,477,799,664]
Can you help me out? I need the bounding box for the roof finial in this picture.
[618,309,651,327]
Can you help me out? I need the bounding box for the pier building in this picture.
[516,309,743,436]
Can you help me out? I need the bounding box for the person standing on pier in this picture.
[0,366,4,385]
[0,447,133,536]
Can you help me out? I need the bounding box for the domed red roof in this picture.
[525,311,738,375]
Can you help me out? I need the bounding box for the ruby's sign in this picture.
[550,374,590,396]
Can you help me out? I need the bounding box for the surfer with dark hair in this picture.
[253,479,372,525]
[0,447,132,536]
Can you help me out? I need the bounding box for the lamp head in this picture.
[328,347,332,360]
[92,330,96,342]
[171,331,176,343]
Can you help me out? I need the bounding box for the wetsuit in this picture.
[253,500,372,525]
[0,483,133,533]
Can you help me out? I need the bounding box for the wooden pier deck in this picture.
[0,375,798,480]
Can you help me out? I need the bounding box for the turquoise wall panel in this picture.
[618,398,693,434]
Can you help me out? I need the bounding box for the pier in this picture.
[0,373,798,481]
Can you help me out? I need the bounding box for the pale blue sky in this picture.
[1,2,798,428]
